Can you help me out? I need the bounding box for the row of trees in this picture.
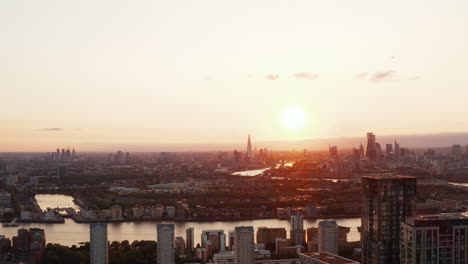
[45,240,157,264]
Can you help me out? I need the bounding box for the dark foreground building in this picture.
[361,175,416,264]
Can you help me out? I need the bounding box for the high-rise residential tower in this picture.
[90,223,108,264]
[361,176,416,264]
[186,227,195,254]
[234,226,254,264]
[318,220,338,255]
[256,227,287,250]
[290,212,305,246]
[157,224,175,264]
[201,230,226,253]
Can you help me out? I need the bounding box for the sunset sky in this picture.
[2,0,468,151]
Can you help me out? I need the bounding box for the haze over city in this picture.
[3,0,468,151]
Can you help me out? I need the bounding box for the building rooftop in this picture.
[300,252,359,264]
[410,212,468,222]
[362,175,416,180]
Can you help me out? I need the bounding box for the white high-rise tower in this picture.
[234,226,254,264]
[157,224,175,264]
[90,223,108,264]
[318,220,338,254]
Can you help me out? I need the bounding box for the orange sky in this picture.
[2,0,468,151]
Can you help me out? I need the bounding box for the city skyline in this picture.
[3,0,468,151]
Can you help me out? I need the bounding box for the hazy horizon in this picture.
[3,131,468,152]
[3,0,468,151]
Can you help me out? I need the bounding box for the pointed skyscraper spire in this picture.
[246,134,253,160]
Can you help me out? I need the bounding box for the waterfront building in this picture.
[201,230,226,253]
[175,236,186,256]
[186,227,195,253]
[166,206,175,218]
[318,221,338,255]
[12,228,46,264]
[256,227,287,251]
[290,212,305,246]
[157,224,175,264]
[90,223,108,264]
[361,175,416,264]
[299,252,358,264]
[401,213,468,264]
[228,230,235,250]
[110,205,122,219]
[235,226,255,264]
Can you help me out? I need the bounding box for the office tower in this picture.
[234,226,254,264]
[290,212,305,246]
[394,140,400,157]
[201,230,226,253]
[71,148,75,159]
[365,132,377,160]
[401,213,468,264]
[61,148,65,160]
[12,228,46,264]
[157,224,175,264]
[385,144,393,155]
[175,237,186,256]
[318,221,338,255]
[246,134,253,160]
[359,143,365,157]
[90,223,108,264]
[256,227,287,250]
[329,145,338,159]
[186,227,195,253]
[361,175,416,264]
[299,252,359,264]
[375,143,383,159]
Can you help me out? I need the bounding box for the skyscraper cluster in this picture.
[51,148,75,161]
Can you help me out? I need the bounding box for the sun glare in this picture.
[281,107,307,130]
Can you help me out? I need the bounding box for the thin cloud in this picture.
[355,72,368,80]
[371,70,396,81]
[38,128,64,131]
[294,72,319,80]
[265,74,279,80]
[356,70,418,82]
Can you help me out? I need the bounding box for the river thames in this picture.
[0,194,361,246]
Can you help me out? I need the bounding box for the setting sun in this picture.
[281,107,307,130]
